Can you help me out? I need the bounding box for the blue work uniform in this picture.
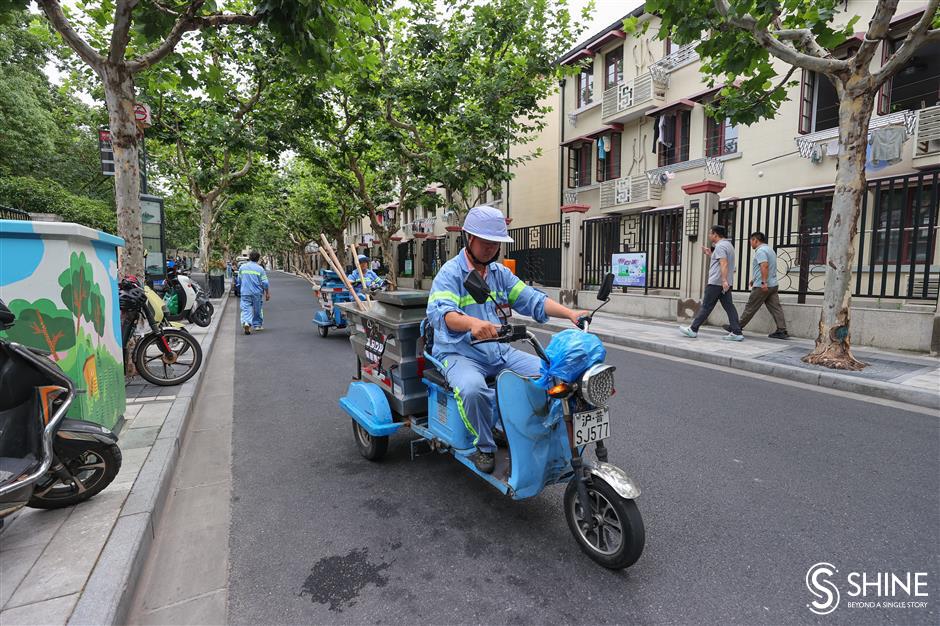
[238,261,269,328]
[426,249,549,453]
[348,268,382,289]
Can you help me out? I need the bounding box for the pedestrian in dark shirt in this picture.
[679,225,743,341]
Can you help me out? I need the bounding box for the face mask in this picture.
[466,236,500,266]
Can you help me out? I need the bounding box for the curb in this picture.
[533,321,940,411]
[68,289,231,626]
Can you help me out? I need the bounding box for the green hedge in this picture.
[0,176,116,234]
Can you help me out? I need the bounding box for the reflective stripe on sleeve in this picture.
[508,281,526,305]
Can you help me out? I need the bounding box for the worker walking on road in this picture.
[238,251,270,335]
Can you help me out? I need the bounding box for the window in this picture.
[604,46,623,89]
[873,186,936,264]
[567,142,592,188]
[657,109,691,167]
[799,196,831,265]
[595,132,622,182]
[798,70,838,134]
[577,66,594,108]
[705,115,738,157]
[879,38,940,114]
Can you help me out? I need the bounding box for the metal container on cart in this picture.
[338,290,429,416]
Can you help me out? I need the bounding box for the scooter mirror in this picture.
[597,272,615,301]
[0,299,15,330]
[463,270,491,305]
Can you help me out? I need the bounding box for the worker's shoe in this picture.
[254,326,263,332]
[472,449,495,474]
[678,325,697,338]
[769,330,789,339]
[243,323,251,335]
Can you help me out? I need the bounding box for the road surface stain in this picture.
[300,548,391,611]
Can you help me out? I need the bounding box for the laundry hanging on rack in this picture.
[597,136,606,160]
[824,139,840,156]
[869,125,906,165]
[652,115,660,154]
[865,142,888,172]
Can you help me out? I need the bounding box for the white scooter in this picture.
[159,263,213,327]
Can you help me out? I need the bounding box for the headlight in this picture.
[579,364,616,407]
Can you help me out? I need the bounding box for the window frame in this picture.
[577,66,594,108]
[595,132,622,183]
[567,142,593,188]
[705,114,738,157]
[604,46,624,89]
[798,195,832,265]
[873,186,936,265]
[798,69,816,134]
[657,108,692,167]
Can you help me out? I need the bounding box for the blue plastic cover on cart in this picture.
[536,329,606,387]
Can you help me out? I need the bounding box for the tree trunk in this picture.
[802,84,872,371]
[380,233,398,291]
[102,65,144,278]
[198,198,213,271]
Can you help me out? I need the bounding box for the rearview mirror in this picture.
[597,273,614,301]
[463,271,491,305]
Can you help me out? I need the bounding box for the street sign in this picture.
[612,252,647,287]
[134,102,151,128]
[98,128,114,176]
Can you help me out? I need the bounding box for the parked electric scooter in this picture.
[156,262,212,327]
[120,275,203,386]
[339,273,645,569]
[0,299,121,524]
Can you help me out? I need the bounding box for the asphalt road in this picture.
[228,271,939,625]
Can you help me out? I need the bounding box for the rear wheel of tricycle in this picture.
[352,419,388,461]
[317,325,329,338]
[564,477,644,569]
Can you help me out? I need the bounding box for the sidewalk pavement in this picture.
[537,312,939,410]
[0,284,230,626]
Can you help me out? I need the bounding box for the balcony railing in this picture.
[915,104,940,157]
[649,43,699,82]
[602,72,664,121]
[599,175,662,209]
[794,110,917,159]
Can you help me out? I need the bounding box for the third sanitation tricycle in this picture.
[337,272,644,569]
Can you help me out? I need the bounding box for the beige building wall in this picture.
[505,90,562,228]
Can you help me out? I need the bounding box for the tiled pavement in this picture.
[0,291,227,626]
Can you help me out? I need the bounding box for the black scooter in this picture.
[0,299,121,525]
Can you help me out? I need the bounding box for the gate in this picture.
[716,171,939,301]
[505,222,562,287]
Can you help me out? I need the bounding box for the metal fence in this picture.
[581,207,683,289]
[716,170,939,301]
[505,222,562,287]
[397,241,415,277]
[422,238,447,277]
[0,205,31,221]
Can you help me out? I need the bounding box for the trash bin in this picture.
[0,220,126,428]
[339,290,429,416]
[208,269,225,298]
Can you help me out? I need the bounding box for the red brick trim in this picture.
[681,180,727,195]
[444,225,462,232]
[561,204,590,214]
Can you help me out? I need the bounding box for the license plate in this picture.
[573,408,610,446]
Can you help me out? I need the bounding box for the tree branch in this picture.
[874,0,940,85]
[712,0,848,75]
[127,0,261,73]
[37,0,105,71]
[772,28,831,58]
[109,0,139,63]
[853,0,901,69]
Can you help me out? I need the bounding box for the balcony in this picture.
[599,175,662,211]
[601,72,666,124]
[913,104,940,169]
[793,110,917,159]
[649,43,699,82]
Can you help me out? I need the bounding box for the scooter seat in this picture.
[422,367,496,391]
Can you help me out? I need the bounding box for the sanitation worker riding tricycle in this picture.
[337,273,645,569]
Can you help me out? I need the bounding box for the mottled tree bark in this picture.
[802,81,873,370]
[101,65,145,278]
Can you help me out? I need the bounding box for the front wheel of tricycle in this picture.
[317,325,329,338]
[564,478,644,570]
[352,419,388,461]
